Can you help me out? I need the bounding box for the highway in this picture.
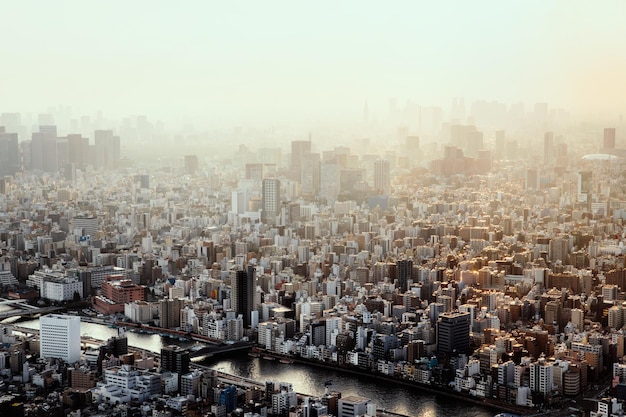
[0,305,63,319]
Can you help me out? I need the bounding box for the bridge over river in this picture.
[0,298,63,319]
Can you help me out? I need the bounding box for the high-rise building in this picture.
[396,259,412,293]
[578,171,592,205]
[374,159,390,195]
[526,168,539,191]
[159,298,185,329]
[436,311,470,355]
[30,125,57,172]
[231,190,246,214]
[544,131,554,165]
[262,178,280,225]
[40,314,81,363]
[42,125,59,172]
[494,130,506,159]
[320,162,340,204]
[530,359,554,394]
[94,129,121,170]
[301,152,321,196]
[161,345,190,375]
[66,133,90,170]
[604,127,616,150]
[0,130,19,176]
[72,215,98,238]
[290,139,311,181]
[231,265,255,327]
[184,155,199,175]
[245,163,264,181]
[139,174,150,189]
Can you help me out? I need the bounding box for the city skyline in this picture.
[2,1,626,127]
[3,2,626,416]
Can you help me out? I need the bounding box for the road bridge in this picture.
[0,305,63,320]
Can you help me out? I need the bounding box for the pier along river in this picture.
[18,317,493,417]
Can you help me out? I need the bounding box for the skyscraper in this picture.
[0,130,19,176]
[184,155,199,175]
[396,258,412,293]
[262,178,280,225]
[95,129,121,170]
[374,159,390,195]
[40,314,81,363]
[30,125,57,172]
[231,265,255,327]
[544,131,554,165]
[320,162,340,204]
[301,152,320,197]
[290,139,311,181]
[604,127,616,150]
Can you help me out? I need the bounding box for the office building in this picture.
[374,159,390,195]
[0,130,19,176]
[396,258,412,293]
[40,314,81,363]
[95,129,120,170]
[338,395,370,417]
[184,155,199,175]
[604,127,616,150]
[301,152,321,196]
[30,125,57,172]
[320,162,340,204]
[544,131,554,164]
[161,345,190,376]
[437,311,470,354]
[530,359,554,394]
[245,163,264,181]
[93,275,145,314]
[159,298,185,329]
[231,265,255,327]
[526,169,539,191]
[40,274,83,303]
[262,178,280,225]
[66,133,90,170]
[72,215,98,238]
[290,139,311,181]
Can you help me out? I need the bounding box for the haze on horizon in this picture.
[1,0,625,127]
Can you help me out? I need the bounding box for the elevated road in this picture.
[0,305,63,319]
[189,341,253,360]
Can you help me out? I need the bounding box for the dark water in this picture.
[18,318,492,417]
[209,354,493,417]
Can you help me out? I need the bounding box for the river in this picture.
[17,317,493,417]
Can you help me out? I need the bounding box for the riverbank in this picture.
[254,349,537,416]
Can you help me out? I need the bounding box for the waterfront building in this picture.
[158,298,185,329]
[161,345,190,376]
[40,314,81,363]
[40,274,83,302]
[93,275,145,314]
[338,395,370,417]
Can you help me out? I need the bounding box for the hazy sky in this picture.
[2,1,625,126]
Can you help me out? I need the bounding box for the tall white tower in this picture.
[40,314,81,363]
